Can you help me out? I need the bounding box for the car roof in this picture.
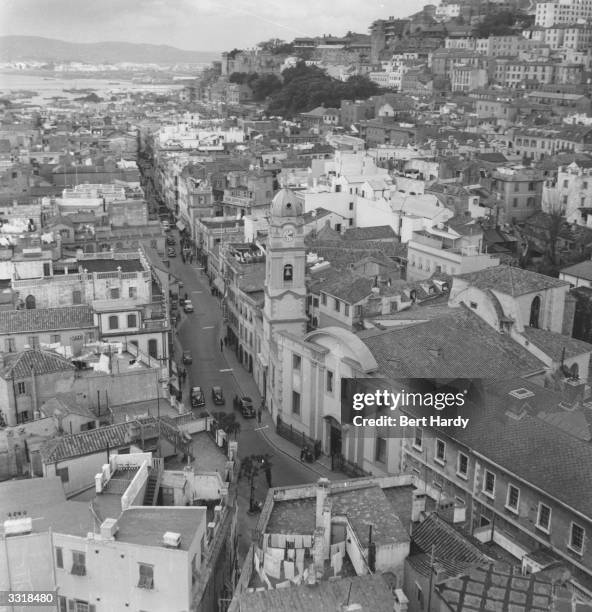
[191,386,202,392]
[212,385,222,391]
[242,396,252,402]
[183,349,191,354]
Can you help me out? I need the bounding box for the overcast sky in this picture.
[0,0,426,52]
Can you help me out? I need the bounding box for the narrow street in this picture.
[165,233,326,559]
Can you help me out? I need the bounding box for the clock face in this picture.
[282,227,295,242]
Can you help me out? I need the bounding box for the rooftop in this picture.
[114,507,206,551]
[561,259,592,282]
[79,258,144,273]
[343,225,396,241]
[0,305,94,334]
[454,265,568,297]
[360,306,545,379]
[521,326,592,361]
[238,574,397,612]
[1,349,75,380]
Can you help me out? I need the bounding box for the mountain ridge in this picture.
[0,36,221,65]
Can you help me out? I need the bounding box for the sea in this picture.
[0,72,186,105]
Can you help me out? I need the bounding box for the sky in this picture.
[0,0,427,52]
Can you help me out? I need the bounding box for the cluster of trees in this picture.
[257,38,294,55]
[228,71,283,102]
[266,62,380,118]
[474,10,534,37]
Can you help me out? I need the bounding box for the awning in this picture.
[213,278,225,294]
[176,221,186,231]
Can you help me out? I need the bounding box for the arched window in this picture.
[25,295,36,310]
[283,264,293,282]
[529,295,541,328]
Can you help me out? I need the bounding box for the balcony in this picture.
[222,191,254,208]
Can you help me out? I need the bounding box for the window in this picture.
[110,288,120,299]
[514,183,519,192]
[292,391,301,415]
[127,314,137,328]
[416,583,424,609]
[413,427,423,450]
[283,264,293,282]
[435,439,446,463]
[321,293,327,306]
[27,336,39,349]
[57,467,69,483]
[569,523,585,554]
[108,315,118,330]
[5,338,15,353]
[457,452,468,478]
[483,470,495,497]
[513,198,518,207]
[506,484,520,513]
[72,290,82,304]
[326,370,334,393]
[58,596,67,612]
[16,410,29,424]
[25,295,36,309]
[71,551,86,576]
[537,503,551,532]
[470,301,478,309]
[564,179,569,188]
[138,563,154,589]
[292,353,301,370]
[56,546,63,568]
[375,437,387,463]
[128,286,137,298]
[334,298,340,312]
[528,182,535,191]
[16,382,26,395]
[313,297,319,307]
[344,304,350,317]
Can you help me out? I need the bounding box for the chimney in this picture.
[315,478,330,528]
[100,518,118,540]
[393,588,409,612]
[411,492,426,522]
[563,378,586,405]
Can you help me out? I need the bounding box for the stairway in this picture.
[143,470,160,506]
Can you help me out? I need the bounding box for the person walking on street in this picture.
[220,339,223,352]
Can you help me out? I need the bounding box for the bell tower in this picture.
[263,188,307,343]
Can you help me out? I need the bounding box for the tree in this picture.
[229,72,250,85]
[211,411,241,440]
[226,48,243,60]
[239,453,273,512]
[542,187,567,268]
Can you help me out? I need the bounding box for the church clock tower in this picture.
[263,188,307,343]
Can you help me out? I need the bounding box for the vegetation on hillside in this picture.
[228,72,283,101]
[475,10,534,37]
[266,62,380,118]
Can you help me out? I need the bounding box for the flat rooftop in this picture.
[115,507,206,551]
[79,258,144,273]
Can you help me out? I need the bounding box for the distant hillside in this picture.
[0,36,220,65]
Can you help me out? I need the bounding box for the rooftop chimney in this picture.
[100,518,118,540]
[163,531,182,548]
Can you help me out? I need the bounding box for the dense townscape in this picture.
[4,0,592,611]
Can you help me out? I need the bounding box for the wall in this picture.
[54,528,196,612]
[0,531,54,594]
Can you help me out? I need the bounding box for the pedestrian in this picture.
[257,408,262,424]
[220,339,223,352]
[300,447,306,462]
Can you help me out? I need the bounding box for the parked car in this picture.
[211,386,225,405]
[182,350,192,365]
[191,386,205,408]
[183,300,194,313]
[167,236,176,246]
[238,396,255,418]
[168,248,176,257]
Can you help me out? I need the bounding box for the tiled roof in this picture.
[361,306,545,379]
[40,422,135,463]
[521,326,592,361]
[561,260,592,281]
[454,265,568,296]
[239,574,397,612]
[40,393,97,420]
[321,274,374,304]
[343,225,396,241]
[436,565,554,612]
[412,514,492,566]
[434,381,592,517]
[0,306,94,334]
[1,349,75,380]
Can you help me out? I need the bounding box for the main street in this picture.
[165,232,327,558]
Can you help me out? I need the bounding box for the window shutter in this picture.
[89,606,96,612]
[67,600,75,612]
